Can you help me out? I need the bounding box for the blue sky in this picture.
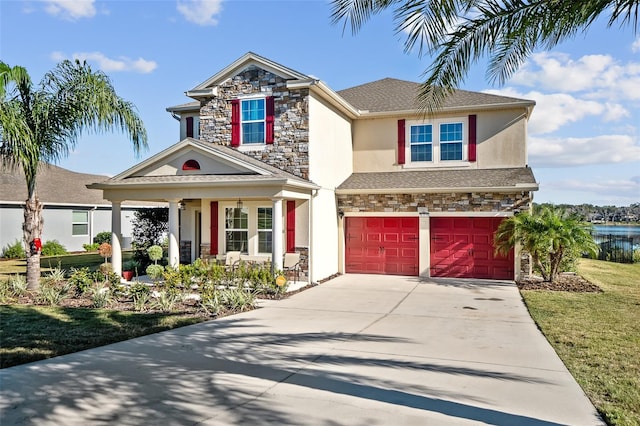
[1,0,639,207]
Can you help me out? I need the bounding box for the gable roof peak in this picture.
[190,52,310,93]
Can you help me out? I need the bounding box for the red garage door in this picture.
[345,217,419,276]
[430,217,514,280]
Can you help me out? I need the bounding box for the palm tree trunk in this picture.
[23,195,43,290]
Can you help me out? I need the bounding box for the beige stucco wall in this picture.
[308,93,353,282]
[351,108,529,172]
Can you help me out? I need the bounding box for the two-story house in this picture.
[89,52,537,282]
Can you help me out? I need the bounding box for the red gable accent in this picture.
[468,114,477,162]
[397,119,406,165]
[231,100,240,147]
[182,159,200,170]
[266,96,274,144]
[286,200,296,252]
[210,201,218,255]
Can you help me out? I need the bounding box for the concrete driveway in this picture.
[1,275,603,425]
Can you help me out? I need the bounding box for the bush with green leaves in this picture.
[93,231,111,245]
[68,267,94,295]
[147,245,163,264]
[146,264,164,280]
[8,274,28,297]
[153,290,183,312]
[41,240,67,257]
[127,281,151,311]
[0,279,12,303]
[82,243,100,252]
[37,281,71,305]
[90,283,113,308]
[2,240,25,259]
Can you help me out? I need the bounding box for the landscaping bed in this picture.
[517,272,603,293]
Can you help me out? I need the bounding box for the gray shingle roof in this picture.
[0,164,161,206]
[337,78,534,113]
[337,167,538,193]
[165,101,200,113]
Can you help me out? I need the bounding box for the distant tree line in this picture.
[534,203,640,223]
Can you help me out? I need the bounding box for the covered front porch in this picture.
[87,138,318,282]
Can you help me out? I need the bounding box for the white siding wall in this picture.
[308,93,353,282]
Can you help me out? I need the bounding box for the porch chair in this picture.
[283,252,301,283]
[225,251,241,271]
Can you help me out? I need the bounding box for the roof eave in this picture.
[336,183,539,195]
[358,100,536,118]
[88,177,319,191]
[287,79,360,119]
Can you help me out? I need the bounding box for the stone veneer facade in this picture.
[198,66,310,180]
[336,191,532,213]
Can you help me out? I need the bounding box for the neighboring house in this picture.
[89,52,538,281]
[0,164,163,253]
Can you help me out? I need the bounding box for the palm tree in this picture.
[494,206,599,283]
[0,60,147,289]
[331,0,639,110]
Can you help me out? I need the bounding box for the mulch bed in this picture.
[517,273,603,293]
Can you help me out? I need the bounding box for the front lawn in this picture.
[0,305,205,368]
[521,259,640,425]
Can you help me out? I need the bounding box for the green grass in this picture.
[0,305,206,368]
[521,259,640,425]
[0,251,134,279]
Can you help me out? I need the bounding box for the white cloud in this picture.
[177,0,223,26]
[542,177,640,204]
[50,51,157,74]
[43,0,96,20]
[632,37,640,53]
[509,52,640,101]
[529,135,640,167]
[486,88,628,135]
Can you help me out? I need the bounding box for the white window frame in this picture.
[240,97,266,146]
[257,207,273,254]
[404,116,469,168]
[72,210,89,237]
[224,207,249,253]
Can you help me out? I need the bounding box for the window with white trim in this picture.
[406,117,467,166]
[225,207,248,253]
[257,207,272,254]
[72,211,89,236]
[241,98,265,144]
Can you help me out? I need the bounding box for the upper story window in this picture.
[184,116,199,139]
[405,117,468,166]
[241,98,265,144]
[231,96,274,147]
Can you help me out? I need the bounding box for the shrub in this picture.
[41,240,67,257]
[37,281,71,305]
[153,290,183,312]
[68,267,94,295]
[8,274,28,297]
[146,264,164,280]
[98,243,112,263]
[0,279,12,303]
[633,248,640,264]
[147,245,163,264]
[2,240,25,259]
[83,243,100,252]
[90,283,113,308]
[128,281,151,311]
[93,232,111,245]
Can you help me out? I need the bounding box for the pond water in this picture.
[592,225,640,238]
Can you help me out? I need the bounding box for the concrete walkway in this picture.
[1,275,603,425]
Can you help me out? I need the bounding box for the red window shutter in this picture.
[231,99,240,147]
[286,200,296,252]
[186,116,194,138]
[397,119,406,165]
[468,114,477,162]
[266,96,275,144]
[210,201,218,255]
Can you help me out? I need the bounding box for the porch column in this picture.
[111,201,122,275]
[168,199,180,268]
[272,198,283,271]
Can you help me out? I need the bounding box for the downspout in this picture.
[89,206,97,246]
[309,189,318,284]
